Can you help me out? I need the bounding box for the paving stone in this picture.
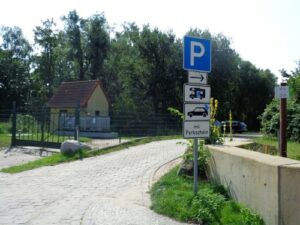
[0,139,190,225]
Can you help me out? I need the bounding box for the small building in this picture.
[48,80,110,132]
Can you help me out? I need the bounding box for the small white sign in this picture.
[183,121,210,138]
[275,86,289,99]
[184,103,210,121]
[188,71,207,84]
[184,84,211,103]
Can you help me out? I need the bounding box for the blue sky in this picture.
[1,0,299,80]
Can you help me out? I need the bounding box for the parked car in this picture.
[221,120,247,133]
[187,107,208,117]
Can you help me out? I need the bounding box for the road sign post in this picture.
[183,36,212,195]
[193,138,198,193]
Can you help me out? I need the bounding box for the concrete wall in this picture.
[206,145,300,225]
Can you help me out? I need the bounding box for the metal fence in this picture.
[1,103,182,149]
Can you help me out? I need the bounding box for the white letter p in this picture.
[190,41,205,66]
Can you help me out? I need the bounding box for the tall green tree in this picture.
[287,61,300,102]
[137,25,185,113]
[33,19,58,100]
[237,61,276,129]
[0,26,32,109]
[62,10,84,80]
[104,23,149,113]
[83,13,110,80]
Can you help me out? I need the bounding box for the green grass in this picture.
[151,167,264,225]
[0,122,11,147]
[0,133,11,147]
[0,135,181,174]
[0,122,10,134]
[254,136,300,160]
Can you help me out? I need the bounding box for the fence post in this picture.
[11,101,17,147]
[74,100,80,141]
[41,107,46,147]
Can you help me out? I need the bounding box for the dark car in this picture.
[221,121,247,133]
[189,88,205,99]
[188,107,208,117]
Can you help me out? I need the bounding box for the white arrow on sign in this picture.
[188,71,207,84]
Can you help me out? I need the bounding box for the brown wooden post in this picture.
[280,83,287,157]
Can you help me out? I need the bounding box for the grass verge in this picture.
[0,134,11,148]
[254,136,300,160]
[151,167,264,225]
[0,135,181,174]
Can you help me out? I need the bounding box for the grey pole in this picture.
[193,138,198,194]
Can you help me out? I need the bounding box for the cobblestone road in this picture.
[0,139,190,225]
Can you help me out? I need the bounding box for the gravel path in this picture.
[0,147,42,169]
[0,139,189,225]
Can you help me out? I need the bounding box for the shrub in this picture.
[16,114,39,133]
[191,188,225,223]
[0,122,11,134]
[181,139,210,177]
[259,99,300,142]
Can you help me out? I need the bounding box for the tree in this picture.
[237,61,276,129]
[33,19,58,99]
[0,26,32,109]
[62,10,84,80]
[83,13,110,80]
[104,23,150,112]
[137,25,185,113]
[287,61,300,103]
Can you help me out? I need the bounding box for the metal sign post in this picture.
[183,36,211,195]
[193,138,198,193]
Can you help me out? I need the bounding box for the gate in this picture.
[11,102,78,149]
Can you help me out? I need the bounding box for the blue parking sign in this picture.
[183,36,211,72]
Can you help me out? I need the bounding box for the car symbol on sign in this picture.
[187,107,208,118]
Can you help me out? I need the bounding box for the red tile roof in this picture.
[48,80,107,108]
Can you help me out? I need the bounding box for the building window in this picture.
[95,110,100,117]
[60,110,68,117]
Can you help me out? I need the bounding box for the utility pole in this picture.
[279,83,287,157]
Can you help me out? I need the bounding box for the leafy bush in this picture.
[0,122,11,134]
[259,99,300,142]
[151,168,265,225]
[191,188,225,223]
[16,114,39,133]
[182,140,210,176]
